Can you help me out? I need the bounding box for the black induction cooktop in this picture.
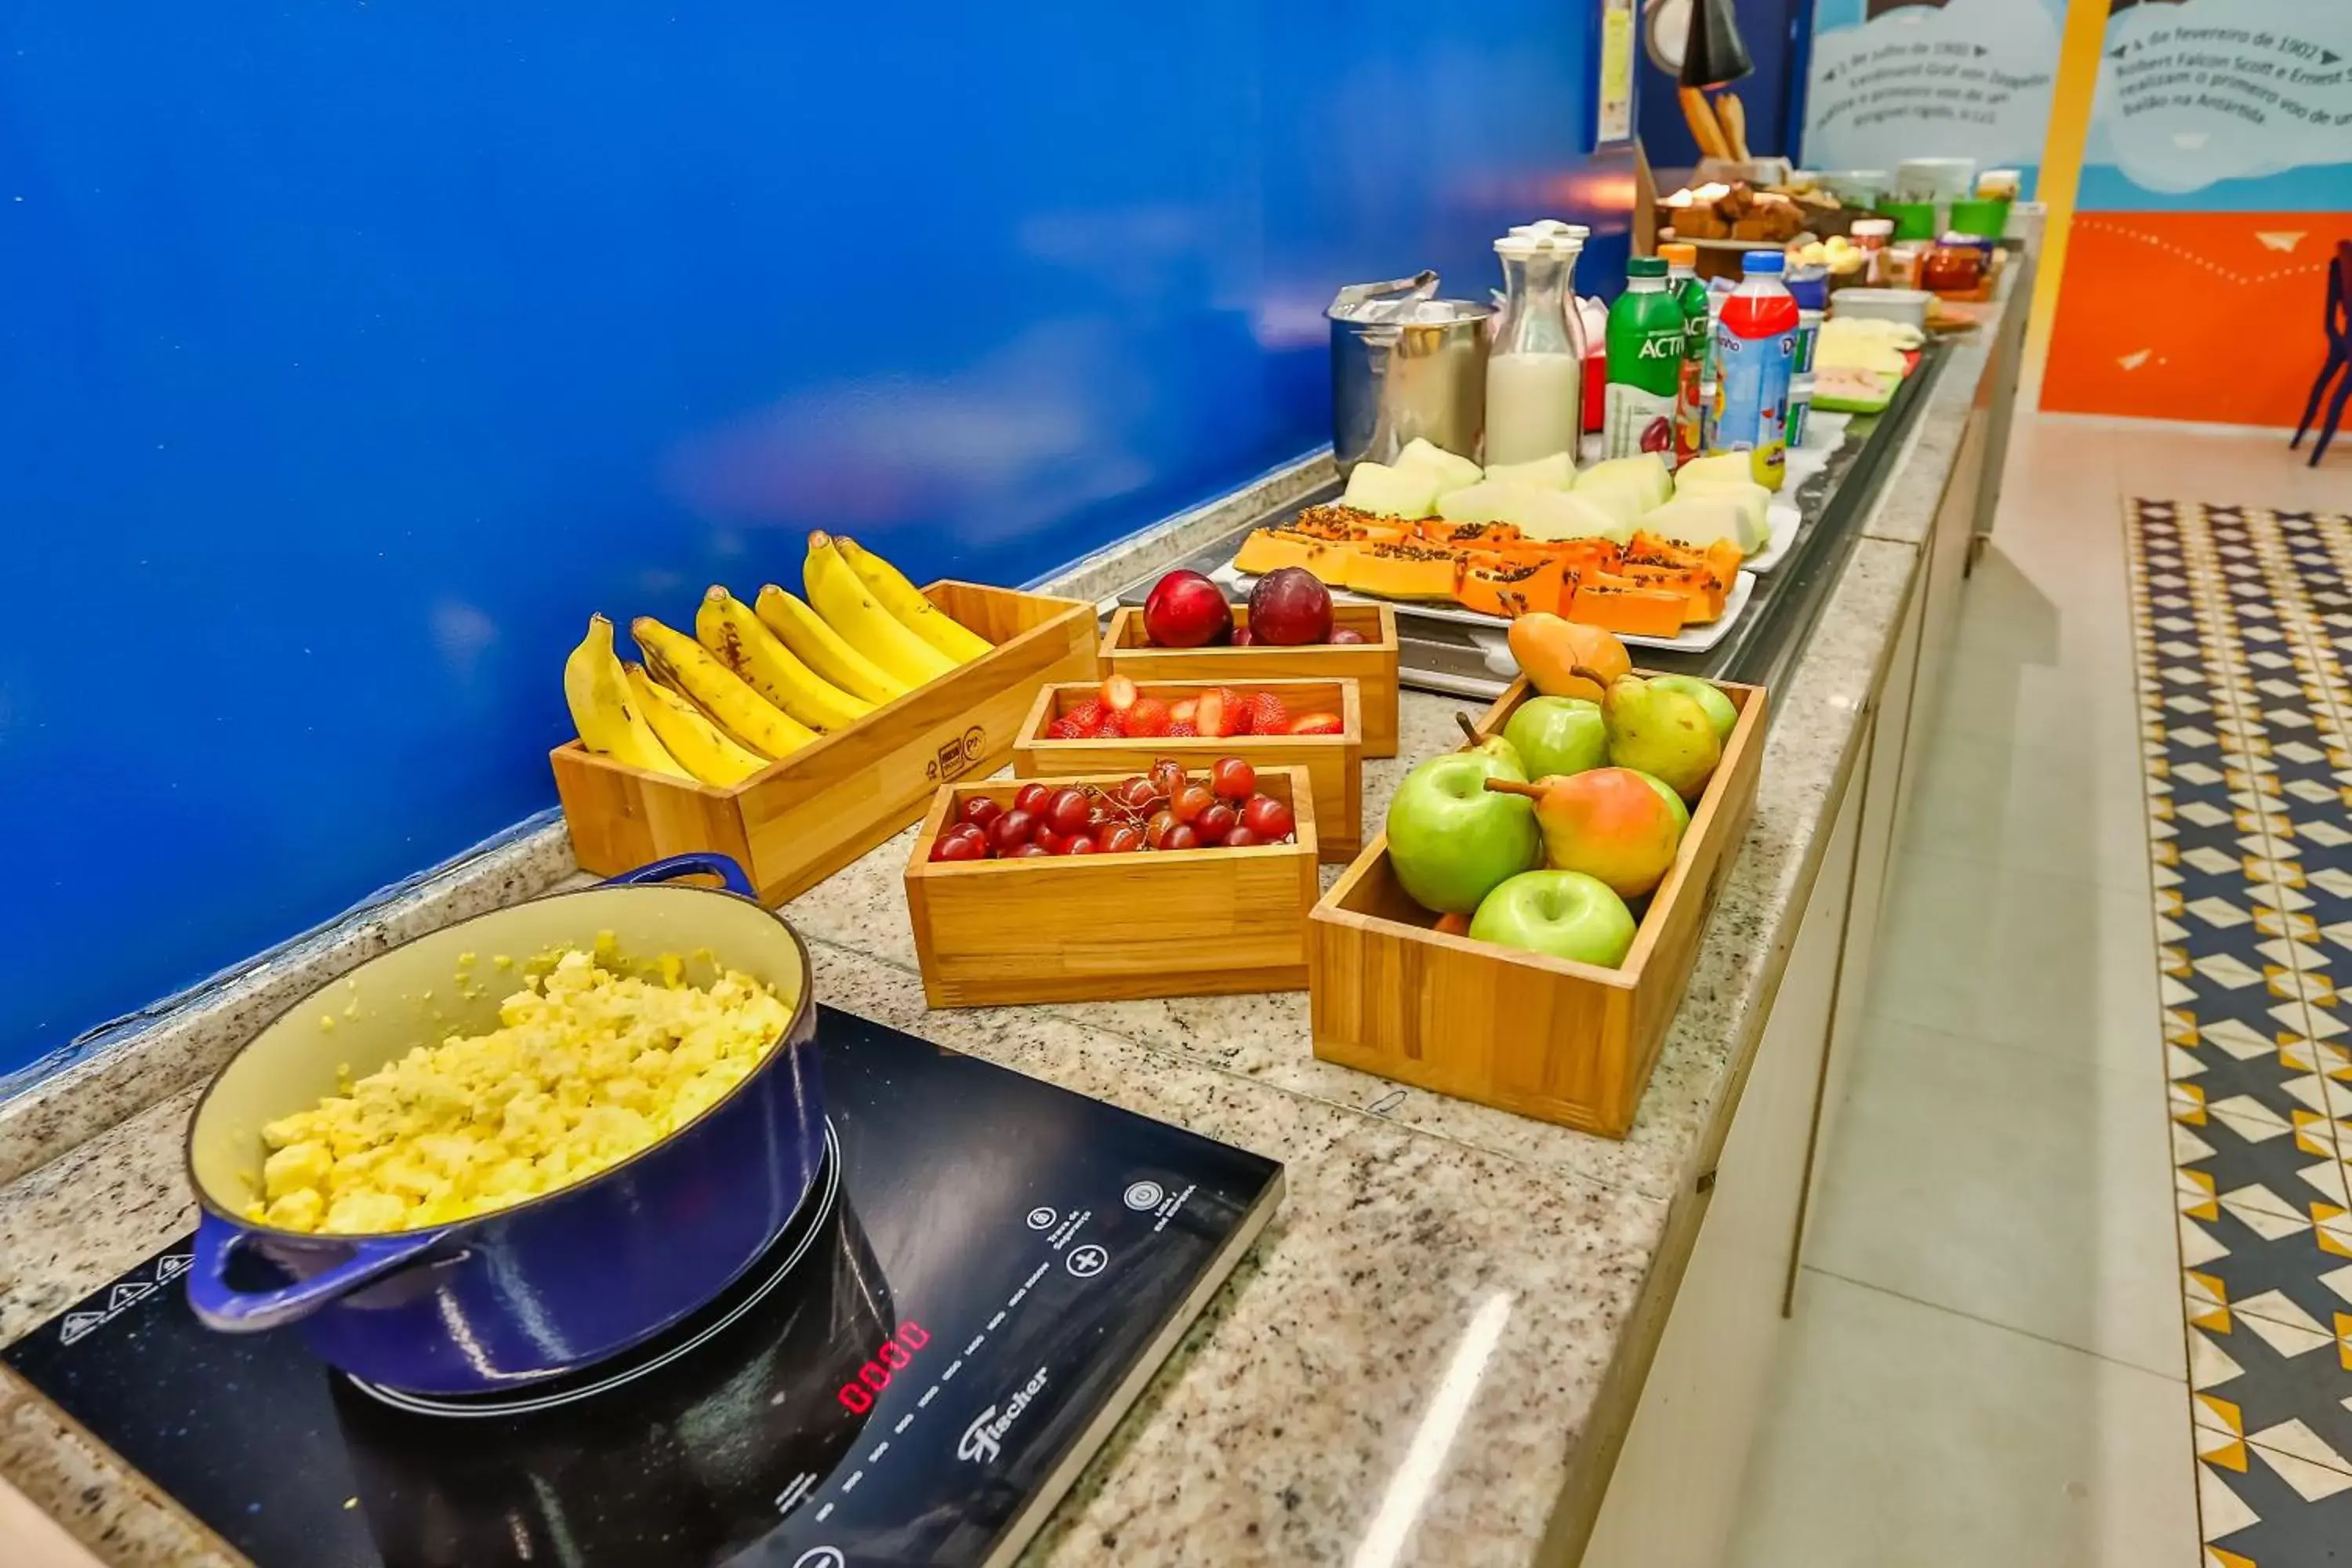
[2,1009,1283,1567]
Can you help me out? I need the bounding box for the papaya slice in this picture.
[1234,528,1333,577]
[1290,504,1410,543]
[1704,538,1746,583]
[1345,540,1463,600]
[1457,556,1566,619]
[1617,562,1726,622]
[1569,579,1688,639]
[1417,517,1524,547]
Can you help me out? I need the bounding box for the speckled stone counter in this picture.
[0,293,2007,1566]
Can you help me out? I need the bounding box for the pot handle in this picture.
[187,1211,452,1332]
[602,852,755,899]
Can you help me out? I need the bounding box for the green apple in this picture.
[1386,750,1541,914]
[1628,769,1691,835]
[1647,675,1737,742]
[1504,696,1607,782]
[1468,871,1639,967]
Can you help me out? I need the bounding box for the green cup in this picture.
[1947,197,2011,239]
[1880,201,1936,242]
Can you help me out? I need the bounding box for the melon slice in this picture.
[1483,451,1577,491]
[1639,492,1769,555]
[1575,454,1674,512]
[1392,437,1483,494]
[1340,460,1443,518]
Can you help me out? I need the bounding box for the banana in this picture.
[804,532,957,688]
[630,616,817,760]
[695,586,876,732]
[833,535,994,663]
[563,615,692,779]
[624,664,768,786]
[753,585,909,706]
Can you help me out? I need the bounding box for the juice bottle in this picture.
[1602,258,1686,461]
[1704,251,1800,491]
[1658,242,1709,469]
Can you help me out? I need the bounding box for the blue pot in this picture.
[183,854,826,1396]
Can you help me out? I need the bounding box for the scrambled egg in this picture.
[249,947,793,1235]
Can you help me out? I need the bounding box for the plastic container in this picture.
[1793,309,1824,376]
[1921,244,1985,295]
[1704,251,1801,492]
[1786,372,1815,449]
[1947,198,2011,240]
[1602,258,1688,461]
[1485,230,1586,464]
[1828,287,1933,329]
[1880,201,1936,243]
[1659,242,1711,469]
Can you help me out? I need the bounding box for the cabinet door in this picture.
[1902,405,1989,782]
[1581,764,1867,1568]
[1793,561,1926,1269]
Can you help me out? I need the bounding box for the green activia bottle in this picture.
[1602,257,1687,463]
[1660,242,1711,470]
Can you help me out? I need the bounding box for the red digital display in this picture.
[837,1321,931,1414]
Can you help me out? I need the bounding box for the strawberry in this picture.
[1065,698,1107,732]
[1221,688,1254,735]
[1168,698,1198,726]
[1047,717,1085,739]
[1164,721,1198,737]
[1123,696,1171,737]
[1100,673,1139,713]
[1193,688,1230,739]
[1094,713,1127,738]
[1248,691,1290,734]
[1287,710,1344,735]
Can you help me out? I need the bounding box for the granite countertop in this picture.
[0,284,2014,1566]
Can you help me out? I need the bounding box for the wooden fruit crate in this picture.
[1098,602,1399,757]
[1307,673,1767,1138]
[553,583,1097,906]
[1010,679,1364,862]
[906,768,1319,1007]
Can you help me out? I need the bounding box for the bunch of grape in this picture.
[928,758,1298,861]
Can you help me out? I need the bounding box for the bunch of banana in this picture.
[562,535,996,788]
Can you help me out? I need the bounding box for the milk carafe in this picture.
[1484,230,1586,466]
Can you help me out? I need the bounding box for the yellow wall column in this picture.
[2024,0,2111,394]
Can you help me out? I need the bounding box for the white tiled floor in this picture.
[1726,416,2347,1567]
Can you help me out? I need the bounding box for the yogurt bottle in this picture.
[1704,251,1800,491]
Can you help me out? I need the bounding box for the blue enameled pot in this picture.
[183,854,825,1395]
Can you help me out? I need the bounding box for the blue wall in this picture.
[1,3,1629,1073]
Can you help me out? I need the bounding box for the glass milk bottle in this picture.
[1483,230,1586,465]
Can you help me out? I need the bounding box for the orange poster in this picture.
[2040,212,2342,427]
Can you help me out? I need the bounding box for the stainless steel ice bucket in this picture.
[1327,272,1492,476]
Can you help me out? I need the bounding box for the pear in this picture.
[1575,666,1722,801]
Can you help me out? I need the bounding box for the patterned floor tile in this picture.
[2132,498,2352,1564]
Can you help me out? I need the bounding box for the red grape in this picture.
[1118,776,1158,809]
[1328,626,1368,644]
[1210,757,1255,800]
[1148,759,1185,800]
[1171,782,1214,823]
[961,796,1004,831]
[1033,826,1065,855]
[1100,825,1145,855]
[1144,809,1178,848]
[1222,825,1263,848]
[946,821,987,843]
[1007,842,1053,858]
[990,810,1037,851]
[1047,787,1091,836]
[1196,801,1237,842]
[1085,802,1116,832]
[931,833,987,862]
[1060,836,1098,855]
[1240,794,1294,840]
[1160,822,1201,851]
[1013,782,1052,816]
